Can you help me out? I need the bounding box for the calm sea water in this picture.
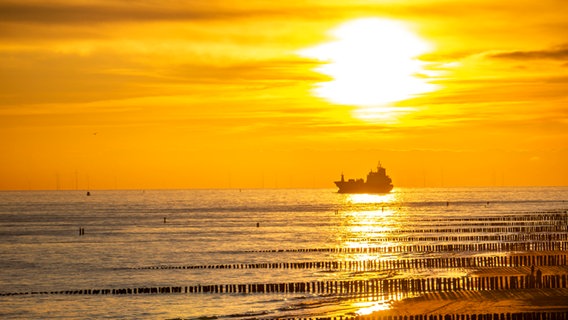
[1,187,567,319]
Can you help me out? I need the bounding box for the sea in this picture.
[1,187,567,319]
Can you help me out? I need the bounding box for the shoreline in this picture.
[367,253,568,317]
[369,288,568,316]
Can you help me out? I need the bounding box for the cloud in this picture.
[170,59,326,83]
[0,1,358,25]
[488,44,568,60]
[0,2,237,25]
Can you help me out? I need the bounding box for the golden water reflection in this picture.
[346,193,397,205]
[337,192,405,315]
[354,301,392,315]
[340,192,402,249]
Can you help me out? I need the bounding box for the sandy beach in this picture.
[369,254,568,316]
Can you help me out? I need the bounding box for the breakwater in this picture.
[136,253,568,271]
[245,241,568,253]
[3,273,568,296]
[347,233,568,243]
[401,212,567,221]
[280,312,568,320]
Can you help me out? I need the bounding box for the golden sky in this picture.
[1,0,567,190]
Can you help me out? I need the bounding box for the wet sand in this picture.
[375,288,568,315]
[371,257,568,316]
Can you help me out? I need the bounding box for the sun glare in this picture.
[299,18,437,119]
[347,193,396,205]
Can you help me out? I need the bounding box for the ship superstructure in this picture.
[334,162,393,194]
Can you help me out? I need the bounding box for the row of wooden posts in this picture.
[408,221,566,227]
[248,241,568,254]
[342,226,568,234]
[278,312,568,320]
[412,211,567,221]
[3,273,568,296]
[348,233,568,243]
[138,253,568,271]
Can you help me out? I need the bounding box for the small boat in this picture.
[335,162,393,194]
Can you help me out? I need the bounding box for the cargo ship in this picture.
[335,162,393,194]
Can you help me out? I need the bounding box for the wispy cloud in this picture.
[0,1,371,25]
[488,44,568,60]
[0,2,247,24]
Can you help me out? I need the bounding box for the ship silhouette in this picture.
[335,162,393,194]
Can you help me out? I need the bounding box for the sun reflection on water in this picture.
[335,192,405,315]
[346,193,397,205]
[339,192,402,248]
[354,301,392,315]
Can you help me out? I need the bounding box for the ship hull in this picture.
[334,181,393,194]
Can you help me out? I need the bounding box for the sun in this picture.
[298,18,437,119]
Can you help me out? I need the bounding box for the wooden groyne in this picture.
[246,241,568,254]
[136,253,568,271]
[338,226,568,234]
[277,311,568,320]
[410,212,568,222]
[340,212,568,236]
[3,273,568,296]
[347,233,568,243]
